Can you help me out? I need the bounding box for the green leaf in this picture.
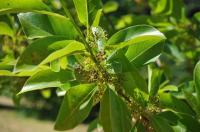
[107,25,166,67]
[18,69,75,94]
[73,0,88,26]
[56,81,80,97]
[100,88,132,132]
[158,85,178,94]
[157,111,179,125]
[87,119,102,132]
[127,41,164,67]
[0,0,49,14]
[107,25,165,47]
[194,12,200,22]
[158,111,200,131]
[40,89,51,99]
[0,63,14,71]
[54,83,96,130]
[0,70,14,76]
[0,21,14,37]
[171,0,186,20]
[183,89,200,117]
[48,13,78,39]
[127,45,163,67]
[176,113,200,131]
[39,41,85,65]
[73,0,102,27]
[18,12,78,39]
[194,61,200,105]
[103,1,119,13]
[14,37,75,72]
[149,0,185,20]
[50,59,60,72]
[18,13,53,39]
[88,0,103,25]
[150,114,173,132]
[16,66,49,77]
[122,72,143,95]
[159,92,195,116]
[92,9,103,27]
[148,65,163,97]
[59,57,68,70]
[172,122,187,132]
[0,62,40,77]
[131,122,146,132]
[109,51,148,93]
[150,0,173,15]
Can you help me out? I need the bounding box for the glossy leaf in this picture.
[92,9,103,27]
[18,69,75,94]
[176,113,200,131]
[159,111,200,131]
[54,84,96,130]
[107,25,165,47]
[87,119,102,132]
[159,92,195,116]
[109,51,148,93]
[171,0,185,20]
[14,37,76,72]
[107,25,166,67]
[0,21,14,37]
[40,89,51,99]
[18,13,53,39]
[59,57,68,70]
[73,0,102,27]
[39,41,85,65]
[194,12,200,22]
[88,0,103,25]
[148,65,163,96]
[194,61,200,104]
[150,114,173,132]
[56,81,80,97]
[103,1,119,14]
[126,42,164,67]
[150,0,172,15]
[183,90,200,117]
[0,0,49,14]
[158,85,178,93]
[15,66,49,77]
[50,59,60,72]
[0,0,197,131]
[0,70,14,76]
[172,122,187,132]
[149,0,185,20]
[0,63,14,70]
[157,111,179,125]
[73,0,88,26]
[48,14,78,39]
[18,12,78,39]
[100,88,132,132]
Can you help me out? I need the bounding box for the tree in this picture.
[0,0,200,131]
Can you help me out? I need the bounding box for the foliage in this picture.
[0,0,200,131]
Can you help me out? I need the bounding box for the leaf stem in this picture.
[60,0,108,76]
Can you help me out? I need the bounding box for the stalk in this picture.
[60,0,108,76]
